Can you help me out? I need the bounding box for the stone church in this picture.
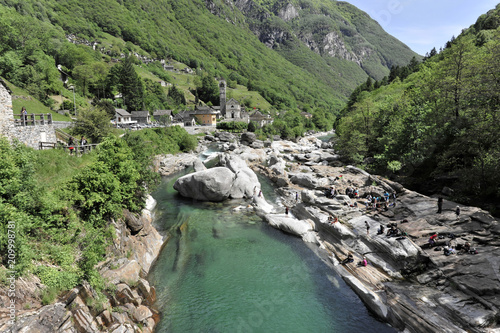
[218,80,247,121]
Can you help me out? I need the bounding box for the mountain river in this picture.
[148,151,395,333]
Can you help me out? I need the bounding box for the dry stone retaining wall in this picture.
[0,81,57,149]
[0,80,15,140]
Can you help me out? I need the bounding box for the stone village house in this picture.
[130,111,151,125]
[174,110,196,127]
[114,109,137,126]
[192,105,217,126]
[153,110,173,125]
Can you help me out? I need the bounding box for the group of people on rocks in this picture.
[324,180,398,215]
[345,187,359,198]
[341,252,367,267]
[428,232,478,255]
[325,186,338,199]
[374,221,407,239]
[364,193,396,211]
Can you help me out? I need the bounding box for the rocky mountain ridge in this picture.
[208,0,419,80]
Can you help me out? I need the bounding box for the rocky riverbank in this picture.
[162,130,500,333]
[1,196,165,333]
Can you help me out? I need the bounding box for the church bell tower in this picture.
[219,79,227,117]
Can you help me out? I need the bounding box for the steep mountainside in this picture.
[0,0,418,111]
[210,0,420,89]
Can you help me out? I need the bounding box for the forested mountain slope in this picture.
[0,0,418,112]
[336,4,500,214]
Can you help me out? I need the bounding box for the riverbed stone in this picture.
[264,214,313,238]
[102,260,142,285]
[193,158,207,172]
[174,167,235,201]
[100,309,113,327]
[240,132,256,145]
[215,131,236,142]
[5,302,70,332]
[123,209,144,234]
[133,305,153,322]
[219,154,259,198]
[72,307,99,333]
[116,284,137,306]
[289,173,327,189]
[137,278,156,305]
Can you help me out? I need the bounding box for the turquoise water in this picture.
[148,173,395,333]
[317,133,335,142]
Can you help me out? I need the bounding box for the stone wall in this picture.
[52,121,73,129]
[10,125,57,149]
[0,79,15,140]
[0,80,57,149]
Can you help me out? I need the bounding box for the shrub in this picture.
[35,266,80,291]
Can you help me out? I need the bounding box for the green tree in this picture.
[248,121,257,132]
[92,99,115,119]
[312,110,330,131]
[72,107,113,143]
[119,56,144,111]
[196,73,219,105]
[439,36,474,119]
[168,84,186,106]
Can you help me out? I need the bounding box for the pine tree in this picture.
[119,56,144,111]
[168,84,186,106]
[196,73,219,105]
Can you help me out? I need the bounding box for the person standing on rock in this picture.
[455,206,461,220]
[437,197,443,214]
[285,206,289,215]
[365,221,370,236]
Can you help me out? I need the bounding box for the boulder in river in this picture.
[174,167,235,201]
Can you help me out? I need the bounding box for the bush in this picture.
[66,161,122,226]
[216,121,248,132]
[35,266,80,291]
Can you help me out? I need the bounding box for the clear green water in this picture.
[317,134,335,142]
[149,173,395,333]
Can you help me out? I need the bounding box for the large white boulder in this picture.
[289,173,328,189]
[220,154,260,198]
[173,167,235,201]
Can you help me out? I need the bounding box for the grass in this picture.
[135,64,163,82]
[34,148,96,190]
[40,287,59,305]
[226,84,272,111]
[2,78,73,122]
